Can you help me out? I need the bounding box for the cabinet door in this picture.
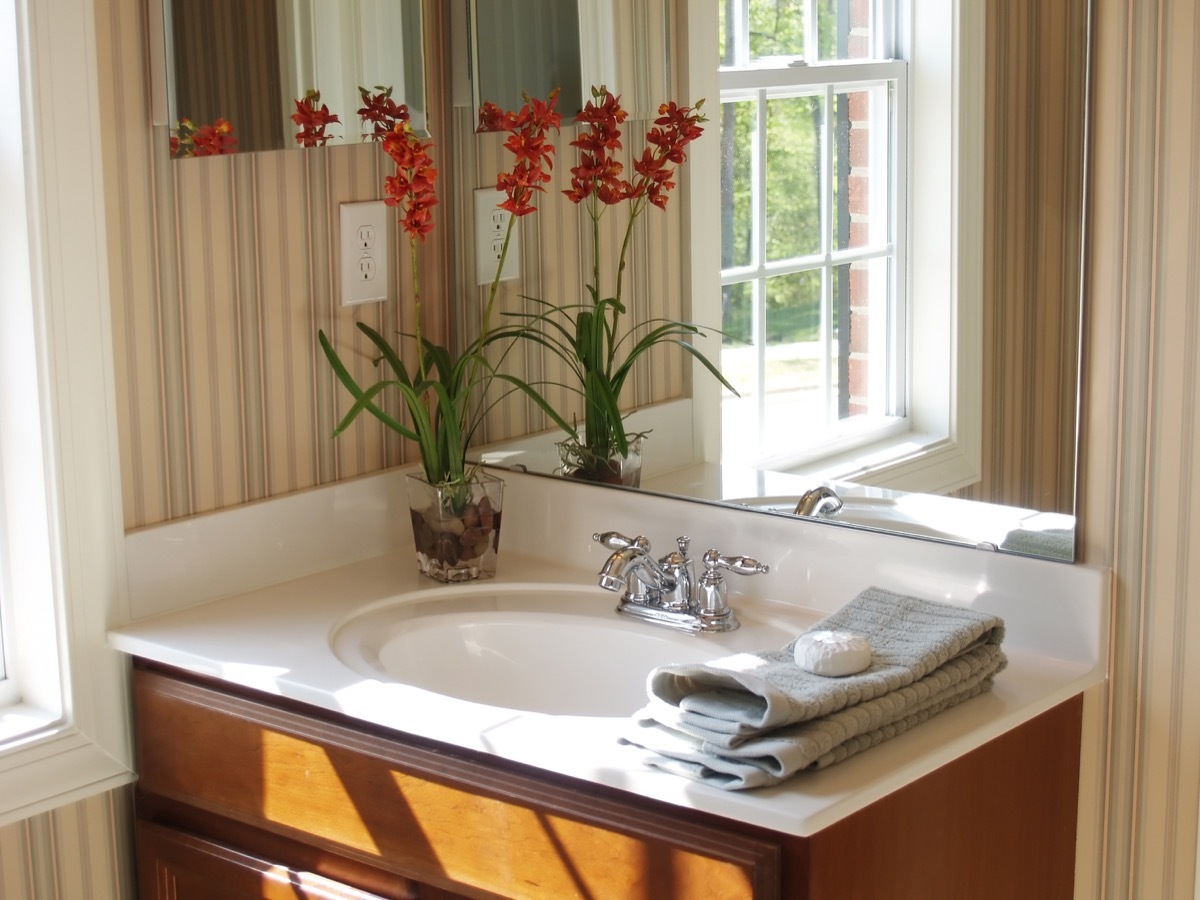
[136,820,396,900]
[134,664,781,899]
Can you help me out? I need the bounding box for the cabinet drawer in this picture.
[134,666,780,899]
[137,820,396,900]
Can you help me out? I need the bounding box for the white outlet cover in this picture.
[340,200,389,305]
[475,188,519,286]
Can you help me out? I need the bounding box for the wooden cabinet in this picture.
[131,661,1083,899]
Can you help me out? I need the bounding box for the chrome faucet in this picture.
[593,531,769,634]
[793,485,844,517]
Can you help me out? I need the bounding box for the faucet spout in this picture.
[793,486,844,517]
[592,532,674,599]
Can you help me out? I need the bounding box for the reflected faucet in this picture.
[793,486,844,517]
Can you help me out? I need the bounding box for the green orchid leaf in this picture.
[356,322,414,389]
[676,339,740,395]
[491,374,579,436]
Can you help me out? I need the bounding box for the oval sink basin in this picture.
[331,583,797,717]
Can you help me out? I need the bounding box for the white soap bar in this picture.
[793,629,873,676]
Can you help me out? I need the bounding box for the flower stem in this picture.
[589,196,602,305]
[410,237,426,384]
[612,196,646,370]
[465,210,517,428]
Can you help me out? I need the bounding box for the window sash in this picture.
[718,54,906,466]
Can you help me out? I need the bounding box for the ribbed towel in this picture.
[621,586,1007,789]
[1000,526,1074,560]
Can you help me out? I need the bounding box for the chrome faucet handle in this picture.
[593,530,646,551]
[702,550,770,578]
[657,536,695,612]
[695,550,769,630]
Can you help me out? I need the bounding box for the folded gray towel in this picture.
[620,586,1007,789]
[1000,527,1074,560]
[642,586,1005,741]
[624,642,1006,789]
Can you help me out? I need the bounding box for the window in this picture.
[685,0,983,493]
[0,0,132,826]
[718,0,906,469]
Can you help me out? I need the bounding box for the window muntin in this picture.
[718,12,904,468]
[720,0,886,65]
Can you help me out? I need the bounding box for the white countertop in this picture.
[111,471,1108,837]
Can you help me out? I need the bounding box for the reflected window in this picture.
[719,0,905,468]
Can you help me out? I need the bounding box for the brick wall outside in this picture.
[845,0,874,416]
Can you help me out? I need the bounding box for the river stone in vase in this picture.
[405,471,503,582]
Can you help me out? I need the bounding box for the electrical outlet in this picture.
[340,200,388,305]
[475,188,519,286]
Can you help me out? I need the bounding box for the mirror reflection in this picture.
[469,0,1085,563]
[468,0,584,123]
[163,0,425,156]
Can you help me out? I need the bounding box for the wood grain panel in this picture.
[134,666,781,899]
[136,820,415,900]
[805,700,1083,900]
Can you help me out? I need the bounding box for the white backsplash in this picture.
[124,466,1108,677]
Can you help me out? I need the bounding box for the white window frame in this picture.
[0,0,133,827]
[684,0,984,495]
[717,61,908,470]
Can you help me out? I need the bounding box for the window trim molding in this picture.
[684,0,984,496]
[0,0,134,827]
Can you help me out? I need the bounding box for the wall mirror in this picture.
[467,1,1087,564]
[468,0,584,122]
[151,0,426,156]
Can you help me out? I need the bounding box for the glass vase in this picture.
[405,471,504,582]
[556,435,644,488]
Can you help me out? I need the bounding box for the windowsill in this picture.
[476,396,980,502]
[771,426,981,495]
[0,706,134,828]
[0,704,60,748]
[636,416,978,505]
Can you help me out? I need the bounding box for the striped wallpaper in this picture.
[33,1,1200,899]
[955,0,1087,516]
[0,789,134,899]
[1077,0,1200,896]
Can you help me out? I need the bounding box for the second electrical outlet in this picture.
[475,187,519,286]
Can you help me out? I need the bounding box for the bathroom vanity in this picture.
[113,469,1107,899]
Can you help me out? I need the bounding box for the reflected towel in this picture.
[1000,527,1074,561]
[641,586,1004,743]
